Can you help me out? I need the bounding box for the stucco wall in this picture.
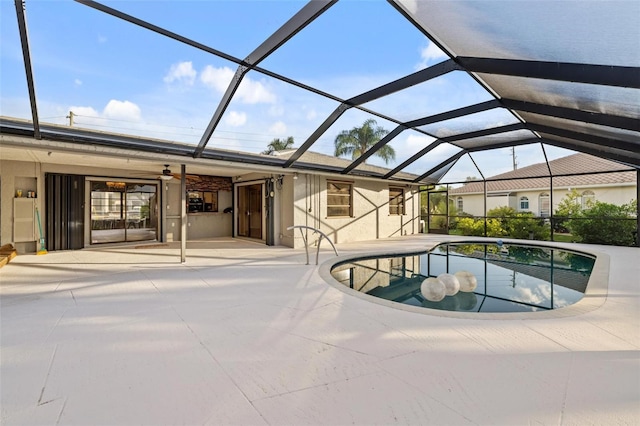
[454,184,637,217]
[0,159,237,251]
[289,174,420,249]
[0,160,43,253]
[277,175,295,247]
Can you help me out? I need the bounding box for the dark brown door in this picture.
[238,184,262,239]
[45,173,85,250]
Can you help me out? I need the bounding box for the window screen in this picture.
[389,187,405,215]
[327,181,352,217]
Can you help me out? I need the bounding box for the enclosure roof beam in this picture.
[502,99,640,132]
[528,124,640,155]
[193,1,336,158]
[14,0,40,139]
[383,140,442,179]
[347,59,461,105]
[413,150,466,183]
[465,138,541,153]
[540,138,640,169]
[383,123,529,180]
[442,123,526,143]
[341,126,406,174]
[283,104,352,167]
[405,99,501,128]
[284,59,461,169]
[458,57,640,89]
[244,0,336,67]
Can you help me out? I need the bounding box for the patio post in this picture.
[181,164,186,263]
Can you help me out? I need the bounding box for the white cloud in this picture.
[164,61,197,86]
[74,79,82,86]
[268,121,287,135]
[239,78,276,104]
[200,65,233,92]
[225,111,247,127]
[306,108,317,120]
[200,65,276,104]
[416,41,448,69]
[69,105,100,118]
[268,104,284,117]
[103,100,142,121]
[405,133,436,149]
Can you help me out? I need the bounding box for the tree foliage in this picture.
[334,119,395,164]
[554,189,588,232]
[456,206,550,240]
[456,217,502,236]
[567,200,637,246]
[262,136,294,155]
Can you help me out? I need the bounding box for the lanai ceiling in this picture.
[2,0,639,183]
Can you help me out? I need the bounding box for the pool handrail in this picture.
[287,225,338,265]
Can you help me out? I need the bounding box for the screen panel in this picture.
[395,0,640,66]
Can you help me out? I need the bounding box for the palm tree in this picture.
[262,136,294,155]
[334,119,395,164]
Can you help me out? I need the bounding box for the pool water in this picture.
[330,242,596,313]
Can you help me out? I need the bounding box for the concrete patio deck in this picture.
[1,235,638,425]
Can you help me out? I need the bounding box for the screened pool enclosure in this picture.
[1,0,638,246]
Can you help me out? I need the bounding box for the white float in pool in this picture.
[421,277,446,302]
[454,271,478,292]
[437,273,460,296]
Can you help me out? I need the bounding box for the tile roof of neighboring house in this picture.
[450,153,636,194]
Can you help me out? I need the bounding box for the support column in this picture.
[180,164,186,263]
[483,180,487,237]
[636,170,639,247]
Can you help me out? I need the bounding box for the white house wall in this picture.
[290,174,420,249]
[0,158,236,252]
[454,184,636,218]
[0,160,43,253]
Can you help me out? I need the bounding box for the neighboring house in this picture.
[449,153,637,217]
[1,121,421,254]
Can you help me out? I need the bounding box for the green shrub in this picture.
[456,217,502,237]
[554,189,583,232]
[567,200,637,246]
[487,207,550,240]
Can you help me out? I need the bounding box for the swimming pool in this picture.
[330,241,596,313]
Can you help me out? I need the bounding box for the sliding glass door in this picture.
[90,181,158,244]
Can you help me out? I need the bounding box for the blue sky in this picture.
[0,0,573,182]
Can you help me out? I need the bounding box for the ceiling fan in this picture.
[130,164,202,181]
[159,164,173,181]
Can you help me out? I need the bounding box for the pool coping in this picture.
[319,237,610,320]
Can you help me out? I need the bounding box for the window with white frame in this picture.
[327,181,353,217]
[539,193,550,217]
[456,196,463,213]
[581,190,595,209]
[519,196,529,210]
[389,187,405,215]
